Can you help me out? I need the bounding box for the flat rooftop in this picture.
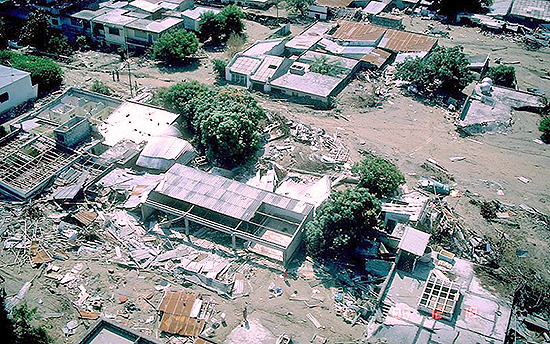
[250,55,285,83]
[242,38,285,57]
[181,6,220,20]
[271,71,344,98]
[125,17,183,33]
[299,51,359,71]
[286,22,334,52]
[0,64,31,88]
[229,55,263,76]
[92,8,137,26]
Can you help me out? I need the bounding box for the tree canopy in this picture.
[151,29,199,63]
[309,56,343,77]
[198,6,245,44]
[155,82,265,168]
[19,10,72,55]
[486,65,516,88]
[305,187,381,258]
[540,116,550,144]
[395,45,473,95]
[0,291,52,344]
[352,154,405,198]
[433,0,492,17]
[0,50,63,94]
[286,0,315,16]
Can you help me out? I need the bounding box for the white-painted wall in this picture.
[0,75,38,114]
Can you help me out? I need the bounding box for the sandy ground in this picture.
[6,14,548,343]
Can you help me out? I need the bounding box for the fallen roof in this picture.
[361,48,392,68]
[378,28,438,52]
[286,22,334,51]
[0,64,31,88]
[398,226,430,256]
[332,20,386,41]
[136,136,195,171]
[98,101,180,146]
[158,292,205,336]
[270,71,345,98]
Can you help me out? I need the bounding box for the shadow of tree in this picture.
[156,59,202,74]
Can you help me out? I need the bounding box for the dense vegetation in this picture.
[0,292,52,344]
[395,45,473,96]
[540,116,550,143]
[433,0,493,16]
[352,154,405,198]
[155,82,265,168]
[0,50,63,94]
[486,65,517,88]
[151,29,199,63]
[199,6,245,44]
[212,58,228,79]
[19,10,72,55]
[309,56,342,77]
[305,188,381,258]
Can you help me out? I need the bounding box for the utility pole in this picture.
[124,34,133,98]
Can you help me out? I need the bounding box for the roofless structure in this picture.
[142,164,314,265]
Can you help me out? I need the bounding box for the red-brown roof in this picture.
[361,48,393,68]
[332,20,386,41]
[315,0,354,7]
[379,28,438,53]
[158,292,205,337]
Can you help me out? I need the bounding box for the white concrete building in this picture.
[0,65,38,114]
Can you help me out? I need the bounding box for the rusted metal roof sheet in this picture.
[158,292,205,336]
[73,211,98,227]
[332,21,386,41]
[378,29,437,53]
[361,48,392,68]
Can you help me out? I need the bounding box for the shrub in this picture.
[305,187,381,258]
[540,116,550,143]
[395,45,473,96]
[212,59,228,79]
[309,56,342,77]
[151,29,199,63]
[480,200,498,220]
[75,35,90,51]
[90,80,112,95]
[352,154,405,198]
[0,50,63,94]
[486,65,516,88]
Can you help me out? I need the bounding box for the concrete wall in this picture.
[54,117,91,148]
[0,74,38,114]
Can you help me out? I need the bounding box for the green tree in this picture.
[220,5,245,37]
[151,29,199,63]
[305,187,381,258]
[540,116,550,143]
[159,81,211,128]
[396,45,473,95]
[200,110,262,167]
[90,80,112,95]
[212,59,228,79]
[0,50,63,94]
[19,10,50,50]
[433,0,492,17]
[286,0,315,16]
[352,154,405,198]
[11,304,52,344]
[199,11,225,44]
[309,56,342,77]
[46,31,72,56]
[75,35,90,51]
[486,65,516,88]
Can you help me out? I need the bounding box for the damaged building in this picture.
[142,164,314,265]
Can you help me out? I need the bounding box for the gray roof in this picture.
[155,164,312,222]
[363,1,387,15]
[125,17,183,33]
[70,8,111,20]
[92,9,137,26]
[136,136,195,171]
[0,65,30,88]
[270,71,344,98]
[509,0,550,21]
[298,51,359,71]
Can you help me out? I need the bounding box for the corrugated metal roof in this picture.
[158,292,204,336]
[378,28,437,52]
[332,21,386,41]
[363,1,388,15]
[156,164,311,222]
[510,0,550,21]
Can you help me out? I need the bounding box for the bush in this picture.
[46,31,72,56]
[0,50,63,94]
[352,154,405,198]
[395,45,473,96]
[212,59,228,79]
[540,116,550,143]
[286,0,315,15]
[486,65,516,88]
[90,80,112,95]
[309,56,342,77]
[75,35,90,51]
[151,29,199,63]
[305,187,381,259]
